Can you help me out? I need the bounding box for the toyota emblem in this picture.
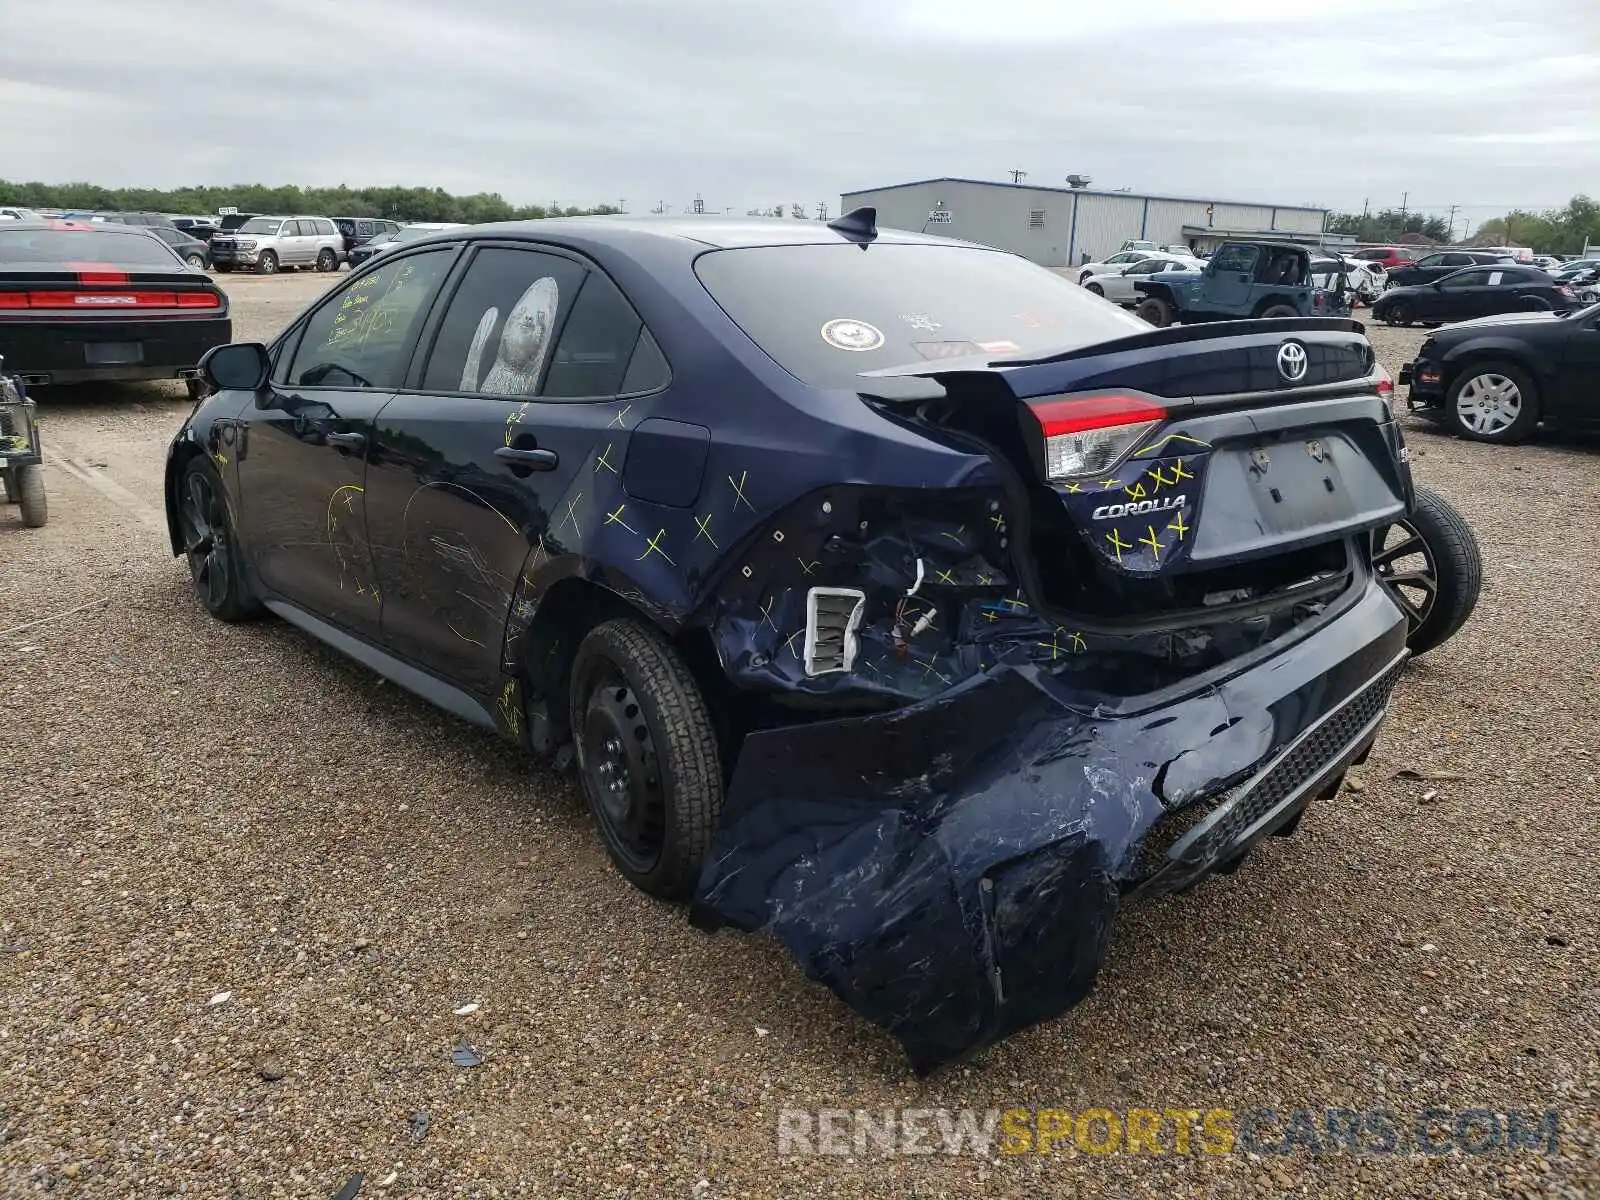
[1277,340,1308,383]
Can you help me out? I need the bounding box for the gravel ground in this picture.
[1,273,1597,1198]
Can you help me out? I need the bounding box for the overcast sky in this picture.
[2,0,1595,229]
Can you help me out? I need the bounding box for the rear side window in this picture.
[0,228,183,268]
[357,220,374,236]
[543,270,645,398]
[286,249,455,389]
[421,246,586,396]
[694,242,1149,391]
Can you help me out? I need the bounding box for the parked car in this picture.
[346,225,438,268]
[0,207,42,222]
[1351,246,1420,272]
[1118,239,1161,254]
[209,216,344,274]
[1077,248,1161,284]
[1134,240,1350,326]
[1553,257,1600,281]
[146,225,213,271]
[333,216,403,259]
[1399,302,1600,443]
[215,212,261,235]
[1371,264,1579,327]
[0,220,229,397]
[1080,255,1201,305]
[163,210,1477,1071]
[1529,255,1563,272]
[1385,250,1514,288]
[98,211,179,229]
[171,216,219,241]
[1311,257,1385,306]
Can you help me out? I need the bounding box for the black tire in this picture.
[1385,301,1413,327]
[256,251,278,275]
[1085,282,1104,296]
[15,463,46,528]
[1136,297,1174,327]
[1374,484,1482,658]
[185,253,206,270]
[569,618,723,900]
[214,264,234,273]
[1259,303,1298,319]
[1517,295,1551,311]
[177,457,260,622]
[315,248,337,272]
[1445,360,1539,443]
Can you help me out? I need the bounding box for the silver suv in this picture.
[209,216,344,275]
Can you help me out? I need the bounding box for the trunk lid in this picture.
[864,318,1406,624]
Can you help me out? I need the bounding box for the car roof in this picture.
[433,214,994,252]
[0,219,156,236]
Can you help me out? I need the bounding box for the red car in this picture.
[1352,246,1421,272]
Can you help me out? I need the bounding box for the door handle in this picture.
[326,431,366,454]
[495,445,559,470]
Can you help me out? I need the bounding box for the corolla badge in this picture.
[1277,340,1308,383]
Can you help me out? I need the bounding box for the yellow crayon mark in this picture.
[1170,459,1194,482]
[1139,525,1165,557]
[1099,478,1122,491]
[609,403,633,429]
[595,442,618,473]
[1137,432,1211,456]
[935,568,958,585]
[638,528,674,565]
[1124,482,1147,500]
[1106,528,1133,562]
[604,502,637,535]
[694,512,717,548]
[1168,512,1190,540]
[728,469,755,513]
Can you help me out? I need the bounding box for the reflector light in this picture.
[1029,394,1167,481]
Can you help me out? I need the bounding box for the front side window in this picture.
[1209,244,1258,274]
[284,249,455,389]
[421,247,586,396]
[237,218,282,236]
[694,242,1148,391]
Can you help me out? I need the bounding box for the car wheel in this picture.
[14,463,46,528]
[1373,484,1482,658]
[1516,295,1551,312]
[1385,301,1413,327]
[315,248,337,272]
[256,251,278,275]
[1259,304,1298,318]
[1446,361,1538,443]
[185,253,206,270]
[569,617,723,901]
[177,458,261,622]
[1085,283,1104,296]
[1136,297,1174,327]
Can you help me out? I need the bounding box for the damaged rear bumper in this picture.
[690,575,1409,1073]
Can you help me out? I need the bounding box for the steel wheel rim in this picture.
[187,255,205,269]
[1374,518,1438,632]
[580,669,665,873]
[180,472,230,610]
[1456,372,1521,435]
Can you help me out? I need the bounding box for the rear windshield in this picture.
[0,228,183,268]
[694,243,1149,390]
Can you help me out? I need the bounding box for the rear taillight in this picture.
[3,290,220,309]
[1029,394,1167,481]
[1375,366,1394,412]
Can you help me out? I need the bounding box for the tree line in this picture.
[1326,195,1599,253]
[0,180,620,224]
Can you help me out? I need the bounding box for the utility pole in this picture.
[693,193,705,215]
[1399,191,1409,233]
[1008,169,1027,184]
[1446,204,1459,243]
[1361,197,1369,219]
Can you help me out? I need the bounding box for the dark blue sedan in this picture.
[164,212,1471,1071]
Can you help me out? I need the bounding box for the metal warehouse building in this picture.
[838,178,1330,268]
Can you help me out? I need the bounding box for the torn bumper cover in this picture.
[690,577,1408,1073]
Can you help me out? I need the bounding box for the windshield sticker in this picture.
[977,339,1020,354]
[898,313,942,333]
[820,318,885,352]
[912,341,982,360]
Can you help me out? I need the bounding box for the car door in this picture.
[1428,268,1485,320]
[364,243,666,694]
[234,246,458,636]
[1108,258,1163,303]
[1555,309,1600,425]
[1204,243,1259,308]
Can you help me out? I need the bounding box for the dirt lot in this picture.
[2,271,1597,1198]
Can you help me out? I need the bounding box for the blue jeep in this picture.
[1135,240,1350,327]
